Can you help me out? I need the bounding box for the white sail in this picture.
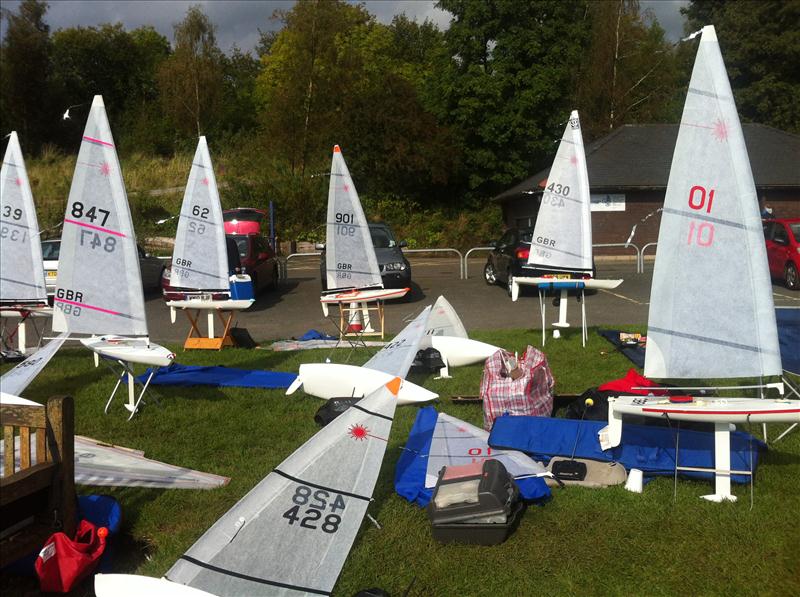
[171,137,229,291]
[426,412,547,487]
[424,295,468,339]
[0,332,68,397]
[527,110,593,274]
[644,25,781,379]
[324,145,382,291]
[165,377,402,596]
[52,95,148,337]
[364,305,432,378]
[0,132,47,304]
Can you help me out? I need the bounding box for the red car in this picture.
[223,208,268,236]
[763,218,800,290]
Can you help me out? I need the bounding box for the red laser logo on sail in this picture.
[712,119,728,141]
[348,424,387,442]
[100,162,111,176]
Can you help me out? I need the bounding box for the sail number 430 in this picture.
[282,485,345,534]
[687,185,715,247]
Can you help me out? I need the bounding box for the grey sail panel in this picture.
[166,381,399,596]
[644,26,781,379]
[171,137,229,291]
[426,413,547,487]
[527,110,593,273]
[425,296,468,339]
[0,132,47,303]
[0,332,68,397]
[52,95,148,336]
[324,146,382,291]
[364,306,432,378]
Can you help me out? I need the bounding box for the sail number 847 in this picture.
[282,485,345,534]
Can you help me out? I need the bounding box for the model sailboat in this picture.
[96,374,406,596]
[288,305,437,405]
[320,145,409,322]
[53,95,174,419]
[0,131,51,352]
[511,111,622,345]
[604,26,800,502]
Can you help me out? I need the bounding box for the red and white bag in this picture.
[480,346,554,431]
[35,519,108,593]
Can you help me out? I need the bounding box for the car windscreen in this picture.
[41,241,60,260]
[370,228,394,249]
[790,223,800,243]
[520,231,533,244]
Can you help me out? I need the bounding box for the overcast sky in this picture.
[1,0,688,54]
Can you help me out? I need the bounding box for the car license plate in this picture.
[188,293,213,301]
[46,271,57,278]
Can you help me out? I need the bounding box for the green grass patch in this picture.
[2,328,798,596]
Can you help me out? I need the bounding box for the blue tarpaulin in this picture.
[598,329,646,368]
[394,407,551,507]
[136,363,297,389]
[488,415,764,483]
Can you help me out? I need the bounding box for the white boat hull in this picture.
[95,574,215,597]
[286,363,437,406]
[0,306,52,317]
[320,287,409,304]
[166,299,255,311]
[429,335,498,367]
[80,336,175,367]
[511,277,623,301]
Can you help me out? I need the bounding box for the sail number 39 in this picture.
[282,485,344,534]
[686,185,715,247]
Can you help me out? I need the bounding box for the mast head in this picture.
[386,377,402,396]
[333,145,341,153]
[701,25,717,42]
[91,95,105,108]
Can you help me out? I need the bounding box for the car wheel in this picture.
[506,269,514,297]
[484,261,497,285]
[268,263,279,289]
[785,262,800,290]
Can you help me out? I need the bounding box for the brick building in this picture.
[493,124,800,255]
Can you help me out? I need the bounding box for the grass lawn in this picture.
[2,327,799,596]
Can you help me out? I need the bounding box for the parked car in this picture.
[763,217,800,290]
[161,234,278,299]
[483,227,595,296]
[228,233,279,293]
[41,239,164,303]
[223,207,268,236]
[319,222,411,291]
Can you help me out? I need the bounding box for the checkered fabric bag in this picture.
[480,346,554,431]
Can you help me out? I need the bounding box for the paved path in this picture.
[141,256,799,344]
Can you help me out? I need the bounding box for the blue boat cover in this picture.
[136,363,297,389]
[488,415,765,483]
[776,307,800,375]
[394,407,551,507]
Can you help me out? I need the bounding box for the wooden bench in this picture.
[1,396,76,567]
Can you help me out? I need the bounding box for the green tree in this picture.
[0,0,52,152]
[218,47,261,138]
[574,0,684,140]
[431,0,591,198]
[682,0,800,133]
[157,5,224,139]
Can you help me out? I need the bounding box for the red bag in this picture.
[35,519,108,593]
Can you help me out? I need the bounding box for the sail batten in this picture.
[0,132,48,304]
[324,146,382,291]
[644,25,781,380]
[526,110,593,274]
[52,96,148,337]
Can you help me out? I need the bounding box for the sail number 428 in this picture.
[686,185,715,247]
[282,485,345,534]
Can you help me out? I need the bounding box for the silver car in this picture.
[41,239,165,301]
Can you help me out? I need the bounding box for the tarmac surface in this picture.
[140,255,800,345]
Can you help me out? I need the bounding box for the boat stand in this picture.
[536,286,587,347]
[1,308,47,354]
[671,419,754,507]
[180,308,238,350]
[101,358,164,421]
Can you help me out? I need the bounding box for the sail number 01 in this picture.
[282,485,345,534]
[686,185,715,247]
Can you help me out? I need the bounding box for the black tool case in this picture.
[427,459,524,545]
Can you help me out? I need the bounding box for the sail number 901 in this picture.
[282,485,345,534]
[334,212,355,237]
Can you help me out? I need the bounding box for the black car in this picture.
[319,222,411,291]
[483,228,535,295]
[484,227,597,296]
